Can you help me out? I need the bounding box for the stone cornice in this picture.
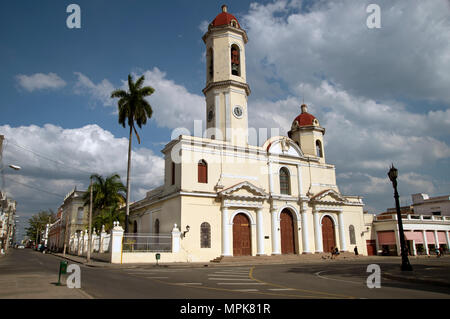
[203,80,251,96]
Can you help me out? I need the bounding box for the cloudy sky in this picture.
[1,0,449,239]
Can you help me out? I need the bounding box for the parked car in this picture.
[17,245,25,249]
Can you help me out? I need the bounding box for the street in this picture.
[1,249,449,299]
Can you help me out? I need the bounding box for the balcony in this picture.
[374,213,450,223]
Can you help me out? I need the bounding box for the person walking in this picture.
[334,247,340,258]
[354,246,359,256]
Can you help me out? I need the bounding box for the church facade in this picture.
[130,5,370,262]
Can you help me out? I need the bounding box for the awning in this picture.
[404,231,423,243]
[438,232,447,244]
[377,231,396,245]
[426,231,436,244]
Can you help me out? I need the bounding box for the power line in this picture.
[3,176,65,198]
[5,139,93,176]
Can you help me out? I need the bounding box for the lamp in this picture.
[182,225,190,238]
[387,164,413,271]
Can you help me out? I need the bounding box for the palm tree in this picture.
[111,74,154,233]
[83,173,126,231]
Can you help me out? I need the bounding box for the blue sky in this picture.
[1,0,449,240]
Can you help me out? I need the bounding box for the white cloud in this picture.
[243,0,450,103]
[74,72,115,107]
[0,124,164,217]
[16,73,66,92]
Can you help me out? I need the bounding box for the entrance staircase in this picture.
[210,252,360,264]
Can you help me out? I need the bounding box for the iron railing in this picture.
[122,233,172,252]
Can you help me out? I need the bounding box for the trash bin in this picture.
[57,261,68,285]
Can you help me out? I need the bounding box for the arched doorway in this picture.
[280,209,295,254]
[322,215,336,253]
[233,213,251,256]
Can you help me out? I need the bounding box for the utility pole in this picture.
[87,177,93,263]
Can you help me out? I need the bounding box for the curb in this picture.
[383,272,450,288]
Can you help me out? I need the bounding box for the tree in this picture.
[111,74,154,233]
[82,173,126,232]
[25,209,56,243]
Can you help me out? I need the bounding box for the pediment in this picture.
[264,136,303,158]
[310,189,346,203]
[219,181,268,199]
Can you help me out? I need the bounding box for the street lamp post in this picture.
[388,164,413,271]
[87,177,93,263]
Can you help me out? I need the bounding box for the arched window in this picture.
[279,167,291,195]
[154,219,160,245]
[171,162,175,185]
[200,222,211,248]
[349,225,356,245]
[207,48,214,81]
[198,160,208,183]
[316,140,323,158]
[231,44,240,76]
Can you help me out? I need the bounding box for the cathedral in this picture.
[130,5,369,262]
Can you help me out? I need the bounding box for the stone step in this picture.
[212,252,359,263]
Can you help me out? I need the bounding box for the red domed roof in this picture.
[212,5,241,28]
[294,112,316,126]
[292,104,318,127]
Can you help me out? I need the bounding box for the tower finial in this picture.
[221,4,228,13]
[301,103,308,114]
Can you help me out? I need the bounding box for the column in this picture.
[446,231,450,253]
[110,221,124,264]
[171,224,181,253]
[394,227,401,256]
[271,208,280,254]
[313,209,323,253]
[268,161,273,194]
[301,203,311,253]
[337,211,347,252]
[422,230,429,255]
[296,164,303,196]
[434,230,440,249]
[411,240,417,256]
[256,208,265,255]
[222,207,231,256]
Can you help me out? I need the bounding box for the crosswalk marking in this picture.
[268,288,295,291]
[217,283,266,286]
[208,278,254,281]
[176,283,202,285]
[208,274,249,277]
[145,277,169,279]
[233,289,259,292]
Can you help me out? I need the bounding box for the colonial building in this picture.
[130,5,370,262]
[48,188,88,252]
[368,193,450,256]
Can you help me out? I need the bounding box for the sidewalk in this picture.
[382,256,450,288]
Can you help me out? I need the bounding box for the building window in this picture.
[200,222,211,248]
[316,140,323,158]
[133,221,138,234]
[279,167,291,195]
[208,48,214,81]
[77,207,84,223]
[154,219,160,244]
[349,225,356,245]
[231,44,240,76]
[432,212,441,216]
[171,162,175,185]
[198,160,208,183]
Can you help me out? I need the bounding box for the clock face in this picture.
[208,108,214,122]
[233,106,243,118]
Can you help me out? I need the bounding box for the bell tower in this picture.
[202,5,250,147]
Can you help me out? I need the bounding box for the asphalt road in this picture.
[1,249,449,299]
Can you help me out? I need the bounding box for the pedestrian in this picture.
[334,247,340,258]
[439,246,444,257]
[354,246,359,256]
[435,247,440,258]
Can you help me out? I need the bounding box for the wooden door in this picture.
[280,209,295,254]
[322,216,336,253]
[233,214,251,256]
[366,240,376,256]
